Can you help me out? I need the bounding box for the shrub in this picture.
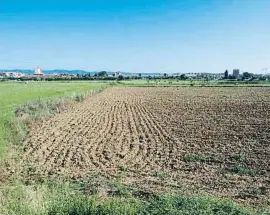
[231,150,245,162]
[228,165,257,176]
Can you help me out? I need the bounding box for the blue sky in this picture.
[0,0,269,73]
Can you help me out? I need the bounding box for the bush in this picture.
[228,165,257,176]
[117,75,124,81]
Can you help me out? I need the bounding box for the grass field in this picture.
[1,80,269,214]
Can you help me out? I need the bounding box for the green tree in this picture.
[224,70,228,79]
[242,72,253,79]
[117,75,124,81]
[97,71,107,76]
[180,74,187,80]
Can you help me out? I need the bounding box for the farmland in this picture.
[0,81,109,158]
[21,87,270,205]
[1,82,270,214]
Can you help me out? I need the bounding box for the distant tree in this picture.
[180,74,188,80]
[242,72,253,79]
[224,70,228,79]
[97,71,107,76]
[138,73,142,77]
[228,75,234,79]
[259,76,266,81]
[117,75,124,81]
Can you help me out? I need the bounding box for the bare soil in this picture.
[21,87,270,206]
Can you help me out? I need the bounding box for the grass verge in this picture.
[0,178,263,215]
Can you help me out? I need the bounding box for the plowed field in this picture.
[21,87,270,205]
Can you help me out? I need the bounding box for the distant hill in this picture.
[0,69,34,74]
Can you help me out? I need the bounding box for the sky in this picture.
[0,0,269,73]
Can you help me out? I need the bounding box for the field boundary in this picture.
[13,83,114,137]
[0,83,115,182]
[0,173,263,215]
[119,83,270,88]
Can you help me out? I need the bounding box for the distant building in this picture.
[34,67,43,75]
[0,72,25,78]
[233,69,240,79]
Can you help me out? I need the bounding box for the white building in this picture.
[34,67,43,75]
